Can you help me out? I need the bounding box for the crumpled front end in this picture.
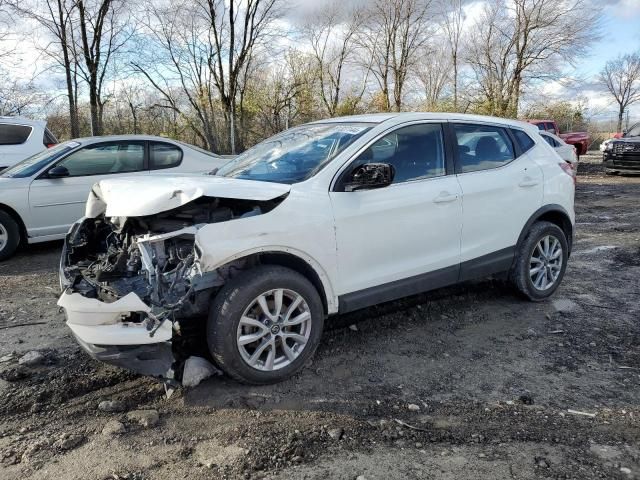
[58,180,287,379]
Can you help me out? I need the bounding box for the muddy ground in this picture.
[1,152,639,480]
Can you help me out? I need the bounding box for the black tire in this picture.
[207,265,324,384]
[0,210,20,261]
[511,221,568,301]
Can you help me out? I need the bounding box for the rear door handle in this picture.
[519,177,539,188]
[433,192,458,204]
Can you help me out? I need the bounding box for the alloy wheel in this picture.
[0,223,8,252]
[236,289,312,371]
[529,234,563,291]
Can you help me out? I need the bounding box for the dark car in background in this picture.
[603,123,640,174]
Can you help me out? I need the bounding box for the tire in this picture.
[207,265,324,384]
[511,221,568,301]
[0,210,20,261]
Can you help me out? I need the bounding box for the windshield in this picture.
[1,142,79,178]
[625,123,640,138]
[216,123,373,184]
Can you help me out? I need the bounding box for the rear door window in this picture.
[0,124,33,145]
[545,122,557,134]
[56,142,145,177]
[149,142,183,170]
[453,124,515,173]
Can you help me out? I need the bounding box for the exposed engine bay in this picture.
[59,195,285,380]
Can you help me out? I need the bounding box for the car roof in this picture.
[309,112,537,132]
[0,116,46,127]
[69,134,184,144]
[539,130,565,143]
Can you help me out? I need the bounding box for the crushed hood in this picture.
[86,175,291,218]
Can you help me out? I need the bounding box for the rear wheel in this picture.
[511,221,568,301]
[207,265,324,384]
[0,211,20,261]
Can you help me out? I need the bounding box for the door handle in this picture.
[433,192,458,204]
[519,177,539,188]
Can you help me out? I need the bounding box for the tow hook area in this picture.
[57,291,175,377]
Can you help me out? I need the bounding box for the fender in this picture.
[199,245,339,315]
[515,204,574,256]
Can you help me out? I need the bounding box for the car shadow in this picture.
[182,279,545,414]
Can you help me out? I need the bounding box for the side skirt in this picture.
[337,246,515,315]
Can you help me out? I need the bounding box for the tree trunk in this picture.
[452,53,458,111]
[57,0,79,138]
[617,105,624,133]
[87,72,102,135]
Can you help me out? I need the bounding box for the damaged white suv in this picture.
[58,113,575,385]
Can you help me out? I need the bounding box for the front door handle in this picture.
[519,177,539,188]
[433,192,458,204]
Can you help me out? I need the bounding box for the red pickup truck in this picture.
[527,120,590,158]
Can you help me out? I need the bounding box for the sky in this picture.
[548,0,640,123]
[3,0,640,124]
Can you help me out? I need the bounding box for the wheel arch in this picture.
[0,202,27,244]
[211,248,337,316]
[516,205,573,256]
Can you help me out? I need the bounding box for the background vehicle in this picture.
[603,122,640,174]
[57,113,575,385]
[527,119,590,158]
[0,135,228,260]
[539,131,578,176]
[0,117,57,170]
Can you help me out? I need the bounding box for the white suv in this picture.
[58,113,575,385]
[0,117,57,170]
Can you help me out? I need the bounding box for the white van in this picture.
[0,117,58,170]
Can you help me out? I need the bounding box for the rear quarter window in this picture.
[0,124,33,145]
[511,129,536,152]
[150,142,183,170]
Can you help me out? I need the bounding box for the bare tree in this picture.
[600,52,640,132]
[132,0,222,151]
[304,1,367,117]
[439,0,463,111]
[416,43,451,109]
[199,0,281,153]
[11,0,81,136]
[467,0,600,117]
[357,0,433,112]
[74,0,129,135]
[134,0,281,153]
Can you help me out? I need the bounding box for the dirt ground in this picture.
[1,152,639,480]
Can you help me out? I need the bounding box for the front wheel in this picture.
[207,265,324,384]
[511,221,568,301]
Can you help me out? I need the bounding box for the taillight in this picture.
[46,143,57,148]
[559,162,576,184]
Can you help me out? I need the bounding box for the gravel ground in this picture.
[1,152,639,480]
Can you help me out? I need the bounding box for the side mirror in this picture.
[47,166,70,178]
[345,162,395,192]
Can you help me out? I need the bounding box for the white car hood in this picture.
[86,175,291,218]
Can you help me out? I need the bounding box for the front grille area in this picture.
[608,142,640,169]
[613,142,640,154]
